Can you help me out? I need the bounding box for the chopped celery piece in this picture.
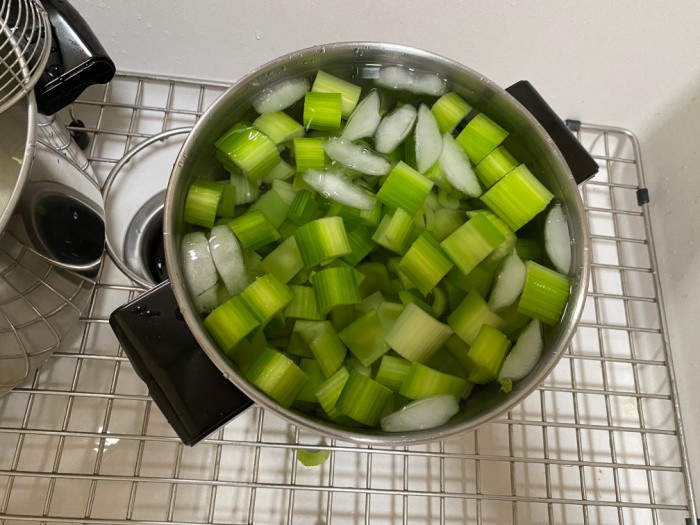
[399,362,466,400]
[296,359,325,404]
[253,111,304,145]
[288,189,319,225]
[284,285,323,321]
[398,232,453,296]
[297,321,347,377]
[423,161,452,191]
[216,182,236,218]
[228,331,267,372]
[385,303,453,363]
[481,164,554,231]
[312,69,361,118]
[336,372,392,426]
[475,145,518,188]
[517,261,570,325]
[259,236,303,284]
[341,227,376,266]
[498,301,532,338]
[398,289,437,317]
[249,188,290,228]
[472,210,517,265]
[388,257,415,290]
[375,355,411,392]
[516,237,543,262]
[377,301,404,330]
[357,262,393,297]
[355,290,385,314]
[293,137,325,172]
[315,367,350,421]
[339,309,390,367]
[244,347,307,407]
[294,217,351,268]
[431,92,472,134]
[429,207,464,242]
[403,131,417,170]
[360,201,383,227]
[447,291,506,346]
[447,262,498,297]
[431,286,447,317]
[442,278,467,312]
[287,329,313,358]
[203,296,260,354]
[215,123,281,181]
[262,159,296,183]
[311,266,361,314]
[329,304,357,332]
[229,210,280,251]
[425,347,469,379]
[440,212,507,275]
[455,112,508,164]
[372,208,415,255]
[465,324,511,384]
[376,161,434,216]
[303,91,342,131]
[297,447,330,467]
[183,178,223,228]
[272,179,297,206]
[443,333,473,373]
[239,274,294,325]
[345,356,371,378]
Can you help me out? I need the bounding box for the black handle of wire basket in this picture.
[506,80,599,185]
[35,0,116,115]
[109,280,253,446]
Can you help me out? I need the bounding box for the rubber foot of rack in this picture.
[69,120,90,150]
[636,188,650,206]
[565,119,582,132]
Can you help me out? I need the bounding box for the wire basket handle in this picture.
[0,0,52,114]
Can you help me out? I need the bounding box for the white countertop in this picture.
[76,0,700,496]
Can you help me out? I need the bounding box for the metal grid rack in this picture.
[0,73,696,524]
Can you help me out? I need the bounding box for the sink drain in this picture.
[123,190,167,286]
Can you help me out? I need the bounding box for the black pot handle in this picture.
[35,0,116,115]
[109,280,253,445]
[506,80,598,185]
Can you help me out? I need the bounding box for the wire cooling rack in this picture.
[0,73,696,524]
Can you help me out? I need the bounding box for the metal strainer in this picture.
[0,0,114,396]
[0,0,51,115]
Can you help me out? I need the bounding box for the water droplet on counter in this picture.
[255,30,263,40]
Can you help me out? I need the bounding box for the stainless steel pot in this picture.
[112,42,597,445]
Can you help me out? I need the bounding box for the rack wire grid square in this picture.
[0,73,696,525]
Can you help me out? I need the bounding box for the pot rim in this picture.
[164,41,591,445]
